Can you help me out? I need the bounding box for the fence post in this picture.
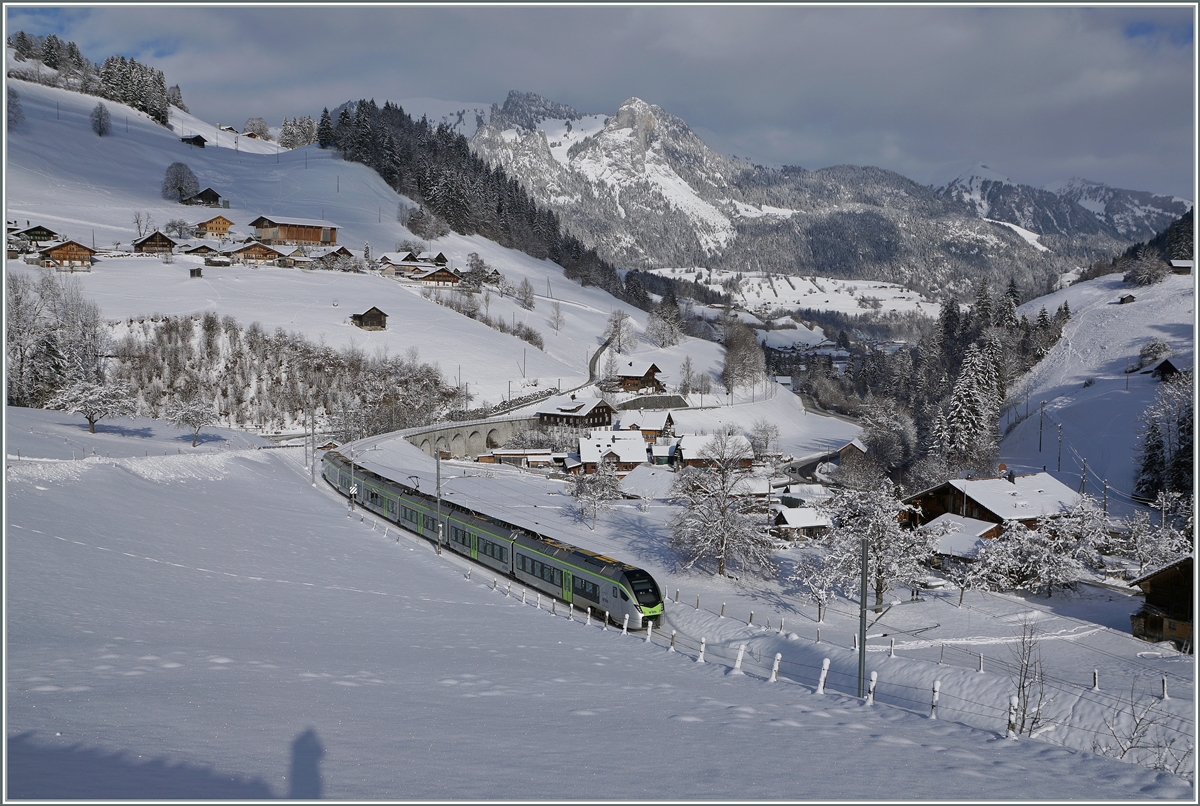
[1162,677,1169,700]
[586,607,592,627]
[816,658,830,694]
[466,568,472,580]
[695,595,700,611]
[506,581,511,597]
[622,613,629,635]
[1092,670,1099,691]
[889,638,895,658]
[604,611,609,630]
[852,633,858,650]
[521,588,526,604]
[551,600,557,616]
[938,644,944,665]
[675,589,680,604]
[1007,696,1019,739]
[697,638,706,663]
[536,593,541,610]
[815,628,820,644]
[930,681,940,719]
[780,618,785,635]
[720,603,726,618]
[732,644,746,675]
[770,653,782,683]
[645,621,654,643]
[492,578,497,590]
[866,671,877,705]
[568,603,573,621]
[978,653,984,673]
[748,611,754,626]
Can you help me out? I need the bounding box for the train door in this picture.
[469,533,478,561]
[562,570,573,604]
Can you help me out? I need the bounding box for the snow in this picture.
[6,405,1193,799]
[999,273,1194,519]
[938,473,1081,522]
[985,217,1050,252]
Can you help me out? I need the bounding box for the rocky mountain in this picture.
[469,92,1087,302]
[1043,177,1192,242]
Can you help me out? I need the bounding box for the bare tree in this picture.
[46,379,136,433]
[243,117,271,140]
[90,102,110,136]
[569,459,621,530]
[1009,615,1048,736]
[1093,682,1195,779]
[550,300,564,335]
[164,218,192,238]
[517,277,536,310]
[167,395,217,447]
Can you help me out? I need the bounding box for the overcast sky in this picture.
[6,4,1196,199]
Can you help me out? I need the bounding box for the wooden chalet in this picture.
[902,472,1079,530]
[180,134,207,148]
[351,307,388,331]
[536,395,615,429]
[181,243,220,256]
[1151,358,1183,381]
[417,251,449,266]
[194,215,235,238]
[676,433,754,469]
[1130,555,1192,651]
[412,266,460,286]
[615,360,665,392]
[132,230,178,254]
[37,240,97,268]
[579,432,647,475]
[1118,294,1136,305]
[838,439,868,462]
[184,188,222,207]
[14,223,59,245]
[772,507,831,539]
[242,130,262,139]
[248,215,339,246]
[617,410,674,442]
[307,245,354,269]
[1169,259,1193,275]
[225,241,285,265]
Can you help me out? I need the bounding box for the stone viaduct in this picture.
[398,415,540,458]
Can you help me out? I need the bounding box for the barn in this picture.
[351,307,388,331]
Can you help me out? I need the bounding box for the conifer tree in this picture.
[317,108,335,148]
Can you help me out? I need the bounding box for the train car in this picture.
[322,450,664,628]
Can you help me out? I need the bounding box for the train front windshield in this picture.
[624,570,662,607]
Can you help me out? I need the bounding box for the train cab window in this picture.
[623,570,662,606]
[573,577,599,601]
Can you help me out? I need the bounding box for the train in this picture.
[322,449,665,629]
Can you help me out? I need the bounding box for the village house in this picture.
[350,307,388,331]
[224,241,285,265]
[675,433,755,469]
[536,394,616,430]
[377,251,419,276]
[132,230,178,254]
[411,266,461,286]
[476,448,555,469]
[184,187,223,207]
[1169,259,1193,275]
[417,251,449,266]
[248,215,339,246]
[193,214,234,238]
[615,410,674,442]
[13,223,60,245]
[772,507,831,539]
[180,242,221,257]
[1130,555,1192,652]
[615,360,665,392]
[180,134,207,148]
[1151,358,1183,382]
[578,430,647,475]
[902,472,1080,530]
[1118,294,1136,305]
[37,239,97,269]
[918,514,1005,562]
[307,245,355,269]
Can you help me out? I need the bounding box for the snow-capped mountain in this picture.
[470,93,1078,301]
[937,166,1192,243]
[1044,177,1193,241]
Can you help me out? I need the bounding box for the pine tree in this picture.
[1135,419,1167,501]
[39,33,61,69]
[317,108,335,148]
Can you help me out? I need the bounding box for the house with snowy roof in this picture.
[536,394,615,429]
[614,360,665,392]
[37,239,97,269]
[248,215,339,246]
[13,223,60,245]
[616,410,674,442]
[184,187,222,207]
[578,430,647,475]
[903,472,1080,530]
[411,265,461,286]
[772,507,831,539]
[918,514,1004,560]
[132,230,178,254]
[193,214,234,238]
[223,240,285,265]
[619,465,676,500]
[1130,555,1192,651]
[1169,259,1193,275]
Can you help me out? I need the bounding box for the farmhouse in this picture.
[37,239,97,268]
[417,251,449,266]
[918,514,1004,560]
[903,472,1079,530]
[225,241,285,265]
[616,410,674,442]
[194,214,234,238]
[248,215,339,246]
[307,245,355,269]
[13,223,60,245]
[1169,259,1193,275]
[579,431,647,475]
[772,507,831,539]
[1151,358,1183,381]
[184,187,223,207]
[411,266,460,286]
[1130,555,1192,652]
[351,307,388,331]
[536,394,615,429]
[180,134,207,148]
[1119,294,1136,305]
[615,360,665,392]
[132,230,178,254]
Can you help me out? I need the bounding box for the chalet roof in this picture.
[616,360,662,378]
[356,306,388,318]
[774,507,831,530]
[618,410,672,431]
[15,224,59,238]
[248,215,341,229]
[841,438,867,454]
[377,252,420,264]
[579,433,647,466]
[37,239,96,255]
[536,395,612,418]
[619,465,676,500]
[307,245,353,259]
[908,472,1080,522]
[416,251,448,264]
[180,134,207,144]
[1169,260,1193,269]
[920,514,997,559]
[224,240,284,257]
[1130,554,1193,588]
[195,214,233,226]
[132,230,177,246]
[411,266,460,280]
[785,483,833,504]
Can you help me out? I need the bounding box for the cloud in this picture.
[6,5,1194,198]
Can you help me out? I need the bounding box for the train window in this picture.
[624,571,661,606]
[448,524,470,548]
[400,506,418,524]
[423,515,438,532]
[480,539,508,563]
[573,577,599,601]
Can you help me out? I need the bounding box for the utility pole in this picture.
[1057,424,1062,472]
[436,451,443,555]
[1039,400,1046,451]
[858,534,868,699]
[1080,458,1087,495]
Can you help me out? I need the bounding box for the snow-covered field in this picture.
[5,406,1193,799]
[644,266,939,324]
[999,273,1194,519]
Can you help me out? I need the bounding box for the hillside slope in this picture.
[999,273,1194,517]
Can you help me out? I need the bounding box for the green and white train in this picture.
[322,450,665,629]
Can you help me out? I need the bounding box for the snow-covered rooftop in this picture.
[951,473,1080,521]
